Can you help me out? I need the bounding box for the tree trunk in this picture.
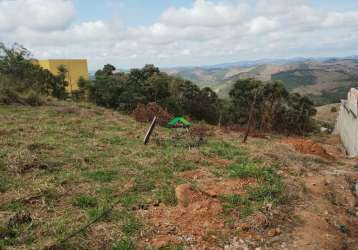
[243,90,258,143]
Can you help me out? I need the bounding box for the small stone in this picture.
[267,228,281,237]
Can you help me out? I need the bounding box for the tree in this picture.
[0,43,68,101]
[190,87,220,124]
[95,64,116,78]
[275,93,316,135]
[229,79,262,124]
[229,78,316,135]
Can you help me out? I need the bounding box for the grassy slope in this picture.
[0,102,284,249]
[1,102,357,249]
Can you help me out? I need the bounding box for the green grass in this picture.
[171,160,197,172]
[120,212,142,236]
[84,170,118,182]
[227,162,265,178]
[154,184,177,205]
[222,162,285,218]
[132,177,156,193]
[1,201,25,212]
[112,239,136,250]
[72,195,98,209]
[119,193,138,209]
[202,140,246,161]
[339,224,351,235]
[0,157,11,193]
[221,195,254,218]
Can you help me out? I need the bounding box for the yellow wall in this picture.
[35,59,89,92]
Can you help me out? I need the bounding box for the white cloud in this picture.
[160,0,249,27]
[248,16,278,34]
[1,0,358,69]
[0,0,76,31]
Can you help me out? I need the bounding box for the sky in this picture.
[1,0,358,70]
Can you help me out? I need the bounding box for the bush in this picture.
[132,102,172,126]
[0,88,44,106]
[23,91,44,106]
[0,43,67,105]
[190,124,213,138]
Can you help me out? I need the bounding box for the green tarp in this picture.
[167,117,192,127]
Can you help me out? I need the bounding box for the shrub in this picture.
[132,102,172,126]
[190,124,213,138]
[0,43,68,104]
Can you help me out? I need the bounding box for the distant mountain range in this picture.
[162,56,358,105]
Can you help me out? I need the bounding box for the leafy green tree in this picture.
[0,43,68,101]
[275,93,317,134]
[229,78,316,135]
[229,79,262,124]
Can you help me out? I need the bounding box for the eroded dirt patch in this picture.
[139,184,225,248]
[285,173,358,249]
[283,138,335,160]
[199,179,256,197]
[179,168,257,197]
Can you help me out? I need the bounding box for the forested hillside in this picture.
[165,58,358,105]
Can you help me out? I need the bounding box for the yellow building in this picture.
[34,59,89,92]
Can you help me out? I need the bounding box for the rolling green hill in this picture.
[164,59,358,105]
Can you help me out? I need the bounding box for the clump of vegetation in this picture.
[0,43,68,105]
[133,102,172,126]
[72,196,98,209]
[229,79,317,135]
[120,212,142,236]
[112,239,136,250]
[222,162,285,218]
[171,160,197,172]
[82,64,222,125]
[202,140,246,160]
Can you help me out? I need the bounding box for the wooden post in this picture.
[144,116,157,145]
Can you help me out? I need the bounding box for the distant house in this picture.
[33,59,89,92]
[335,88,358,157]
